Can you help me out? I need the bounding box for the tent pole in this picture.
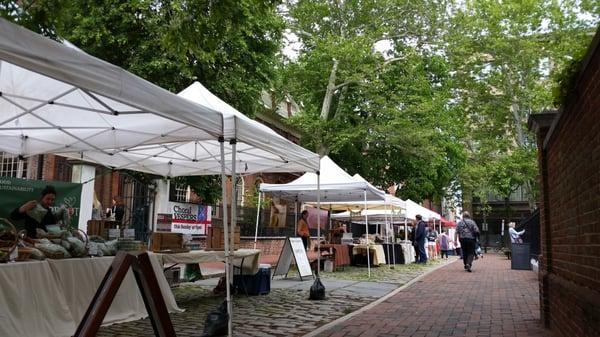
[364,190,370,278]
[294,199,298,237]
[317,171,321,275]
[254,192,262,250]
[219,138,232,337]
[404,217,408,241]
[231,139,238,268]
[391,205,396,266]
[385,203,390,268]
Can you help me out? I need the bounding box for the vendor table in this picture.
[352,244,386,265]
[316,244,350,270]
[152,249,262,275]
[0,256,183,337]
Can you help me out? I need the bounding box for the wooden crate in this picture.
[150,232,184,252]
[206,225,240,250]
[86,220,120,238]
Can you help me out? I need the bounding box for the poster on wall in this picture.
[169,202,212,235]
[0,177,82,230]
[269,200,287,228]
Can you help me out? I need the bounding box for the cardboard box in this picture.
[206,225,240,250]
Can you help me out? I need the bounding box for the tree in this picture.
[1,0,286,201]
[282,0,461,202]
[445,0,599,210]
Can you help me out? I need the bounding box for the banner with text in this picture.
[169,202,212,235]
[0,177,82,230]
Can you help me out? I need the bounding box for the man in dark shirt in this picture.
[413,214,428,264]
[10,185,59,238]
[455,211,480,272]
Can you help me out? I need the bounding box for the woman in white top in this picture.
[508,222,525,244]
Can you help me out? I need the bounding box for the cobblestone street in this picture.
[97,259,454,337]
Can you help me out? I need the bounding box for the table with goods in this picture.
[0,218,182,337]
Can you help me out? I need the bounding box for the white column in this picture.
[152,178,170,232]
[71,164,96,233]
[364,190,370,278]
[219,139,232,337]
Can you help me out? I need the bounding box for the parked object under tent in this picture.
[0,18,320,337]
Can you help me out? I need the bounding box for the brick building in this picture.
[528,26,600,337]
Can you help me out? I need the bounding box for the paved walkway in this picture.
[312,254,549,337]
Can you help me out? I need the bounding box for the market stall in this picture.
[260,156,387,277]
[0,18,320,337]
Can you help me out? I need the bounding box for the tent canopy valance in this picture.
[0,19,319,175]
[330,209,406,224]
[305,193,406,212]
[259,156,386,202]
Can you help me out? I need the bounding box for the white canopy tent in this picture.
[259,156,386,277]
[260,156,386,202]
[0,19,319,176]
[0,19,320,337]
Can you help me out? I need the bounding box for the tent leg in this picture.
[219,139,232,337]
[391,206,396,267]
[316,172,321,276]
[364,190,370,278]
[294,200,298,237]
[254,192,262,250]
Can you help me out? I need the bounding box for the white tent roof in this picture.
[405,199,441,221]
[305,194,405,211]
[0,19,319,176]
[260,156,386,202]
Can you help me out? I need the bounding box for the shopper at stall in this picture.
[427,225,439,259]
[438,229,451,259]
[107,196,125,224]
[10,185,62,238]
[455,211,480,272]
[298,210,311,250]
[413,214,428,264]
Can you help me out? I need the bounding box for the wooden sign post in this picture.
[74,251,176,337]
[272,237,314,281]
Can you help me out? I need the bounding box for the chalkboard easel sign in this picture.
[272,237,314,281]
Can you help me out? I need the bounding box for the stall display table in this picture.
[316,244,350,270]
[381,243,404,265]
[351,244,386,265]
[152,249,261,275]
[398,241,416,264]
[0,256,182,337]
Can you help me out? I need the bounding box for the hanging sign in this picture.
[272,237,313,281]
[168,202,212,235]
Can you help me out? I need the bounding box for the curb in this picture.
[302,258,460,337]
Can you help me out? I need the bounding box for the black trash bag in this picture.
[201,301,229,337]
[309,277,326,300]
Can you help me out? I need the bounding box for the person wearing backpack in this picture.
[455,211,480,272]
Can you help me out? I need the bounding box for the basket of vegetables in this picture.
[0,218,18,262]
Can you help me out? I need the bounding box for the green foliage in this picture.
[172,176,221,204]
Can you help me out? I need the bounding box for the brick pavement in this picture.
[313,254,550,337]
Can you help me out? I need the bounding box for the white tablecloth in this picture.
[0,261,75,337]
[152,249,261,274]
[398,242,416,264]
[0,256,183,337]
[352,244,387,265]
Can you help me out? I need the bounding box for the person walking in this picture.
[438,230,450,259]
[455,211,480,272]
[413,214,428,264]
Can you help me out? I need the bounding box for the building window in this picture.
[54,156,72,182]
[0,152,27,178]
[235,176,245,207]
[171,184,191,203]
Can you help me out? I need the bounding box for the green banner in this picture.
[0,177,82,230]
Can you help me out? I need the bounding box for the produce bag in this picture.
[201,301,228,337]
[309,277,326,300]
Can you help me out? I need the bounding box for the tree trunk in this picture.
[511,101,536,210]
[320,59,338,120]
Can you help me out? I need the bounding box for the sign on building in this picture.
[168,202,212,235]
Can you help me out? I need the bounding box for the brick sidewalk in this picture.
[314,254,549,337]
